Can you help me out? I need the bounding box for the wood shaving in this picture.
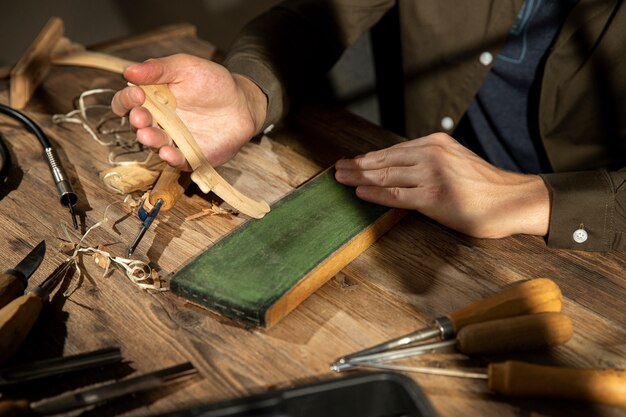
[93,245,110,269]
[52,88,162,190]
[100,164,160,194]
[185,203,238,221]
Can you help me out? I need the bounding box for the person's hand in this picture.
[111,54,267,170]
[334,133,550,239]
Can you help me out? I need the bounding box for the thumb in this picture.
[123,56,182,85]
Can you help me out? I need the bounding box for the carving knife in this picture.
[127,165,190,257]
[0,241,46,309]
[0,259,73,364]
[0,362,197,415]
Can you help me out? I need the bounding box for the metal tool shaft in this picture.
[337,319,448,364]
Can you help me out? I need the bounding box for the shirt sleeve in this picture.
[540,169,626,251]
[223,0,395,131]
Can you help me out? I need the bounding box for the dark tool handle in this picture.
[0,272,26,309]
[489,361,626,406]
[148,165,191,211]
[0,293,43,364]
[456,312,573,355]
[447,278,562,332]
[0,399,33,417]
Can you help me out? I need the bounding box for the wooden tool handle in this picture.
[0,273,26,309]
[0,399,33,417]
[456,312,573,355]
[447,278,562,332]
[489,360,626,406]
[0,293,44,364]
[148,165,191,211]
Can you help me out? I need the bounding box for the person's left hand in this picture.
[334,133,550,239]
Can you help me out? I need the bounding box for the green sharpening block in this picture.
[171,169,404,327]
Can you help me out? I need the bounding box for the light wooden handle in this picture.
[51,50,137,74]
[448,278,562,332]
[148,165,191,211]
[140,84,270,218]
[0,272,26,309]
[0,399,33,417]
[457,312,573,355]
[0,293,43,364]
[489,361,626,406]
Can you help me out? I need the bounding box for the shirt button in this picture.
[441,116,454,130]
[573,228,588,243]
[479,52,493,66]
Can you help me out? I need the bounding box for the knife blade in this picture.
[0,241,46,308]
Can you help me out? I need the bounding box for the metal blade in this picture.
[8,240,46,283]
[31,362,197,415]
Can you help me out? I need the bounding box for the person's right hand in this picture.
[111,53,268,170]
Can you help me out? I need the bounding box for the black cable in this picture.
[0,103,78,228]
[0,103,52,148]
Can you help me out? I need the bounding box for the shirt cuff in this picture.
[224,54,285,134]
[540,170,614,251]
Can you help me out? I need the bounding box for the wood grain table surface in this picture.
[0,24,624,417]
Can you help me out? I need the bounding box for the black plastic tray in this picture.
[153,371,439,417]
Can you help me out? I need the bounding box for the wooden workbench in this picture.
[0,25,624,417]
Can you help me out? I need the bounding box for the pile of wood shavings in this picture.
[57,202,167,295]
[90,244,166,291]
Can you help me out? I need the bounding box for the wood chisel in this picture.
[127,165,191,256]
[0,241,45,309]
[344,361,626,407]
[0,362,198,416]
[0,259,73,364]
[335,278,562,365]
[332,312,573,371]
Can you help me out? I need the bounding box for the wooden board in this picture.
[172,169,404,327]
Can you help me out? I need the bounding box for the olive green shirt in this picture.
[225,0,626,251]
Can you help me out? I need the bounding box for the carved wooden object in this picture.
[53,51,270,218]
[139,84,270,218]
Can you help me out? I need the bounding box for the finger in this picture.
[159,146,191,171]
[335,147,421,171]
[335,166,423,188]
[111,86,145,116]
[136,127,172,149]
[128,107,154,129]
[354,186,422,210]
[123,55,191,85]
